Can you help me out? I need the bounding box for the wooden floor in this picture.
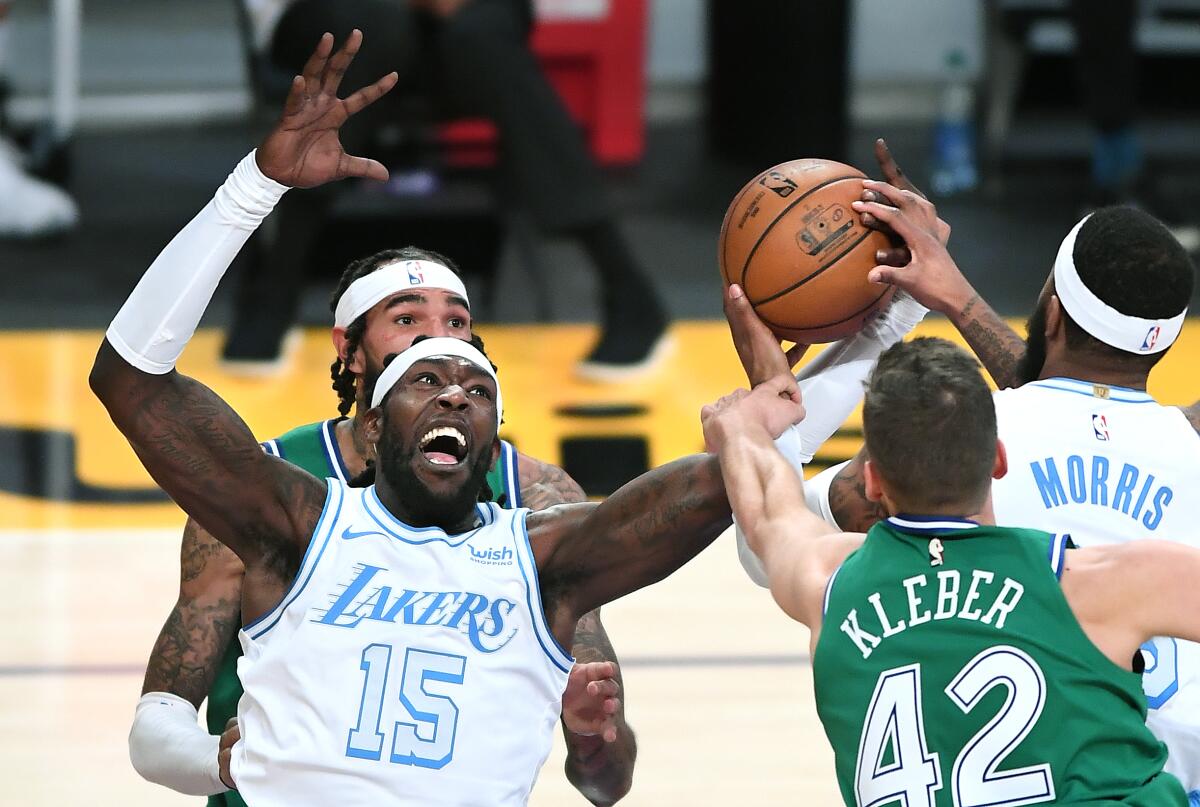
[4,320,1200,804]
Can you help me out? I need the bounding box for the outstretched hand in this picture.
[861,138,952,267]
[851,181,973,315]
[724,284,808,387]
[561,661,623,743]
[256,30,398,188]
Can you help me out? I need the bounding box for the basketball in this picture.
[718,159,895,343]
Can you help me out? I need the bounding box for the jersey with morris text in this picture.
[814,516,1184,806]
[991,377,1200,795]
[229,479,571,806]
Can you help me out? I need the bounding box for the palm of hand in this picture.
[253,30,396,189]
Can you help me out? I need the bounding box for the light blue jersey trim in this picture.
[245,480,345,640]
[321,419,351,483]
[511,510,574,674]
[1028,377,1154,404]
[361,486,486,547]
[502,441,522,509]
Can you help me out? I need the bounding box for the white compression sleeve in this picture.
[734,461,846,588]
[779,291,928,465]
[105,151,288,374]
[128,692,228,796]
[733,295,925,587]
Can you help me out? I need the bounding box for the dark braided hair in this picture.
[329,246,465,416]
[348,334,499,505]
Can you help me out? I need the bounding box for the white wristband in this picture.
[128,692,228,796]
[106,150,288,374]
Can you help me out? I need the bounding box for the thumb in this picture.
[868,265,900,285]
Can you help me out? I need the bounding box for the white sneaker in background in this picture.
[0,136,78,238]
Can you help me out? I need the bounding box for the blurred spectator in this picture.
[1069,0,1142,210]
[229,0,668,380]
[0,1,78,239]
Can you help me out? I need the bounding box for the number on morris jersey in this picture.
[854,646,1055,807]
[346,644,467,769]
[1140,637,1179,709]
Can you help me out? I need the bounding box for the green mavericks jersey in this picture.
[813,515,1186,807]
[206,418,523,807]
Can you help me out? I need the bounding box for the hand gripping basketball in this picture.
[851,181,974,317]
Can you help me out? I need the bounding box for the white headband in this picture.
[1053,215,1187,355]
[370,337,502,425]
[334,260,470,329]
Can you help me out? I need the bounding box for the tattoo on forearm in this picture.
[828,460,888,533]
[142,597,240,706]
[521,459,587,510]
[564,610,636,806]
[957,294,1025,390]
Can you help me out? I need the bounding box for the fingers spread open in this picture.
[343,71,398,118]
[300,33,334,96]
[322,28,363,97]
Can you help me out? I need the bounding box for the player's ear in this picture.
[490,437,501,467]
[332,326,349,360]
[993,439,1008,480]
[363,405,384,446]
[1045,295,1064,340]
[862,459,884,502]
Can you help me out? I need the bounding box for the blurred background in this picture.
[3,0,1200,804]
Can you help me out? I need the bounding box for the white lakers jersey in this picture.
[992,376,1200,795]
[230,479,572,807]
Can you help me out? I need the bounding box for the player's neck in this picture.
[373,476,481,534]
[336,413,371,477]
[888,498,996,526]
[1036,357,1149,391]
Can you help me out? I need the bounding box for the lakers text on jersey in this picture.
[229,479,570,807]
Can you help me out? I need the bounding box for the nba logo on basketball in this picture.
[1141,325,1161,351]
[406,261,425,285]
[1092,414,1110,441]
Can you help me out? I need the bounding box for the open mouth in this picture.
[419,425,468,466]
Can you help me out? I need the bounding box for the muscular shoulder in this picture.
[517,452,587,509]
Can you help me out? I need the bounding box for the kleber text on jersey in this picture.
[837,568,1025,660]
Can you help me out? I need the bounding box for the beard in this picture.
[376,432,494,529]
[1015,300,1048,386]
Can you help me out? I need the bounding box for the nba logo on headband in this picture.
[1141,325,1161,352]
[406,261,424,285]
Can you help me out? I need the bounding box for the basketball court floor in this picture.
[4,319,1200,805]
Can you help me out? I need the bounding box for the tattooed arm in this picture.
[90,344,325,620]
[854,176,1026,390]
[517,452,636,805]
[826,449,890,533]
[142,518,244,705]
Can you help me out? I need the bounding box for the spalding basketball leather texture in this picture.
[718,159,894,343]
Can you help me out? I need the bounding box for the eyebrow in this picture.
[383,292,471,313]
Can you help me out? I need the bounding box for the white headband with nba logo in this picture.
[334,260,470,329]
[1053,215,1187,355]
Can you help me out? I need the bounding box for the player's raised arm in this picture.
[702,378,863,630]
[854,144,1027,391]
[526,289,804,621]
[91,31,397,563]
